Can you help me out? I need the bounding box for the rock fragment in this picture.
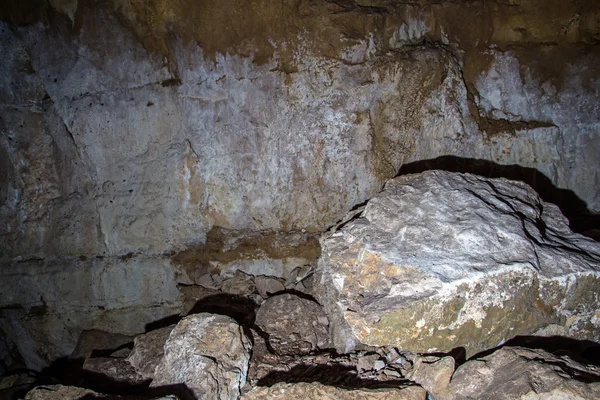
[315,171,600,356]
[126,325,175,380]
[255,293,329,355]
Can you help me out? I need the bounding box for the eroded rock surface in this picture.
[448,346,600,400]
[1,0,599,373]
[240,382,426,400]
[315,171,600,355]
[151,313,251,400]
[255,293,329,355]
[126,325,174,380]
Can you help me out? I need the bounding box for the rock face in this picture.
[315,171,600,355]
[1,0,600,371]
[448,346,600,400]
[240,382,426,400]
[255,294,329,355]
[151,313,251,400]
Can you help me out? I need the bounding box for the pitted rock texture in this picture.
[255,293,330,355]
[315,170,600,356]
[1,0,599,262]
[448,346,600,400]
[240,382,426,400]
[151,313,251,400]
[1,0,600,372]
[126,325,174,380]
[0,255,181,370]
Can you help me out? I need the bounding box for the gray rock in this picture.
[24,385,98,400]
[254,276,285,298]
[82,357,146,384]
[405,355,454,399]
[126,325,175,380]
[240,382,427,400]
[315,171,600,356]
[448,346,600,400]
[151,313,251,400]
[255,294,329,355]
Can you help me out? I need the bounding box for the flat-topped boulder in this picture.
[315,170,600,356]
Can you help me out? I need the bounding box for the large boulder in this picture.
[255,293,329,355]
[315,170,600,356]
[448,346,600,399]
[151,313,251,400]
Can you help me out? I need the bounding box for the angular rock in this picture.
[240,382,426,400]
[126,325,174,380]
[405,355,454,399]
[24,384,180,399]
[448,346,600,400]
[315,171,600,356]
[255,294,329,355]
[254,276,285,298]
[151,313,251,400]
[24,385,98,400]
[82,357,145,384]
[70,330,134,360]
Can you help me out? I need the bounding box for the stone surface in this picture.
[255,293,329,355]
[24,385,98,400]
[70,330,133,360]
[405,355,454,399]
[1,0,600,371]
[126,325,174,380]
[254,276,285,298]
[82,356,146,384]
[0,255,182,370]
[151,313,251,400]
[240,382,427,400]
[448,346,600,400]
[315,171,600,355]
[24,384,180,399]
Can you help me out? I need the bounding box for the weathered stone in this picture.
[405,356,454,399]
[221,270,256,295]
[126,325,174,380]
[82,357,145,384]
[70,330,133,360]
[24,384,180,399]
[240,382,427,400]
[448,346,600,400]
[254,276,285,298]
[0,256,182,370]
[315,171,600,356]
[2,0,600,373]
[151,313,251,400]
[255,294,329,355]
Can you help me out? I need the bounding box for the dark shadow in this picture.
[257,363,414,389]
[397,156,600,240]
[470,335,600,367]
[187,293,258,328]
[30,356,197,400]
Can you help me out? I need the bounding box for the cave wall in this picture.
[0,0,599,369]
